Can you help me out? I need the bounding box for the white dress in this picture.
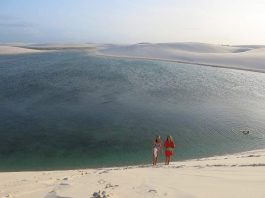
[153,142,162,158]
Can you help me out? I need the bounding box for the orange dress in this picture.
[164,140,175,157]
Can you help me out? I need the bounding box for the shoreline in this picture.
[94,52,265,74]
[0,147,263,173]
[1,43,265,74]
[1,148,265,197]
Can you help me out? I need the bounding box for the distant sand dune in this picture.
[2,42,265,73]
[98,42,265,73]
[20,43,100,51]
[0,46,43,55]
[0,43,101,55]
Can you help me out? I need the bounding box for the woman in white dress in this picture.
[152,135,162,165]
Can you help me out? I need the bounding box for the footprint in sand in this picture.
[105,183,119,189]
[44,190,71,198]
[98,170,110,174]
[2,193,10,197]
[77,170,89,175]
[247,155,261,158]
[98,179,107,184]
[135,184,158,194]
[148,189,158,193]
[92,190,113,198]
[45,180,71,198]
[59,183,70,186]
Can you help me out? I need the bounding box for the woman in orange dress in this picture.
[164,135,175,165]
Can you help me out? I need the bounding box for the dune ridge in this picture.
[98,42,265,73]
[0,43,100,55]
[0,45,45,55]
[2,42,265,73]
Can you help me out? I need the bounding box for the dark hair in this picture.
[155,135,161,143]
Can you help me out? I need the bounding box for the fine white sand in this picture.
[21,43,101,51]
[2,42,265,73]
[0,45,44,55]
[97,42,265,73]
[1,149,265,198]
[0,43,100,55]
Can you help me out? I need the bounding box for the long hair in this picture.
[167,135,173,143]
[155,135,161,143]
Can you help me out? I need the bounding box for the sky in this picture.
[1,0,265,44]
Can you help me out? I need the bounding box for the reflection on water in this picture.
[0,51,265,171]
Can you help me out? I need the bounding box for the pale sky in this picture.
[1,0,265,44]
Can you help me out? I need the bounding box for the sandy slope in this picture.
[1,149,265,198]
[21,43,101,51]
[2,42,265,73]
[98,43,265,72]
[0,43,100,55]
[0,46,44,55]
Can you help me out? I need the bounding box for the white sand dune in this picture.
[1,149,265,198]
[23,43,101,51]
[98,42,265,72]
[0,46,44,55]
[0,43,100,55]
[2,42,265,73]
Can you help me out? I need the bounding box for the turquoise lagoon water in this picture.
[1,51,265,171]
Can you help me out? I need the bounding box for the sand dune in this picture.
[1,149,265,198]
[0,45,44,55]
[21,43,101,51]
[2,42,265,73]
[0,43,100,55]
[98,42,265,72]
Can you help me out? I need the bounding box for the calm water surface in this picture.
[1,51,265,171]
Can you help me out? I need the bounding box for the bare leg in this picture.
[155,154,159,165]
[165,156,169,165]
[168,156,171,165]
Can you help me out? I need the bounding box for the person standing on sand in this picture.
[164,135,175,165]
[152,136,162,165]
